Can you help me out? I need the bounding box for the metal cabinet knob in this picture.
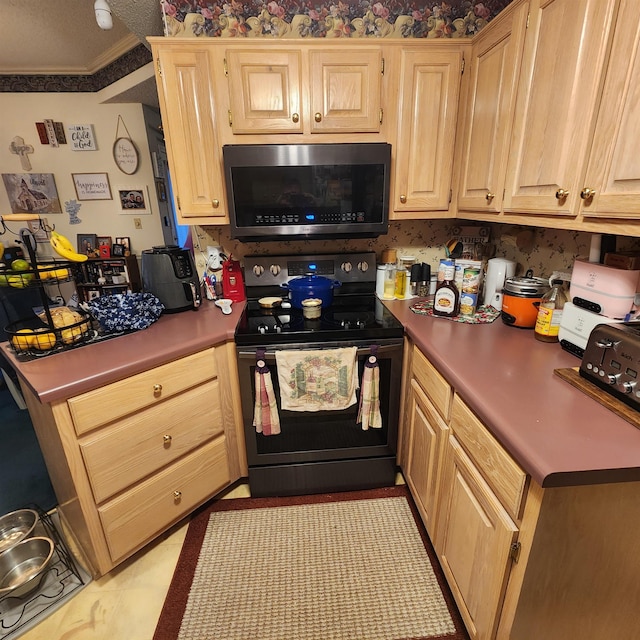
[153,383,162,395]
[292,113,300,123]
[399,194,407,204]
[163,434,172,444]
[212,199,219,208]
[314,112,322,122]
[580,188,596,200]
[173,490,182,501]
[486,192,495,202]
[555,189,569,200]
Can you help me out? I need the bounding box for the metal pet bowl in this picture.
[0,509,39,554]
[0,536,55,599]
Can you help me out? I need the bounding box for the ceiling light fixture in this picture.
[94,0,113,30]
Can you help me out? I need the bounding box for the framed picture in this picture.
[2,173,62,214]
[155,179,167,202]
[97,236,112,258]
[115,236,131,256]
[118,187,149,213]
[72,173,111,200]
[77,233,98,257]
[111,243,125,257]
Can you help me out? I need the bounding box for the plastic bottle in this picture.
[534,280,568,342]
[433,263,460,317]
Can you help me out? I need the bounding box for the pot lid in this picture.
[503,275,549,296]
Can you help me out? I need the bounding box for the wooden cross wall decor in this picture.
[9,136,34,170]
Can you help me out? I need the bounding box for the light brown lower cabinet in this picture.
[22,342,246,577]
[402,342,640,640]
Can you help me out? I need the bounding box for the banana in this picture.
[50,230,88,262]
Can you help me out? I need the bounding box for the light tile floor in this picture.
[20,482,252,640]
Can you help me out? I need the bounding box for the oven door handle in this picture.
[237,343,401,361]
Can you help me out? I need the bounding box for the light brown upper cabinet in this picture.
[151,42,227,224]
[456,2,529,213]
[503,0,618,217]
[391,46,465,218]
[225,46,383,134]
[579,0,640,220]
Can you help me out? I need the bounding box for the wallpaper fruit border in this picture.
[161,0,513,38]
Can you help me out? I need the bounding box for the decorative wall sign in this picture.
[72,173,112,200]
[67,124,97,151]
[113,115,139,174]
[2,173,62,214]
[8,137,34,170]
[118,187,149,213]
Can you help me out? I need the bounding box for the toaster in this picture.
[580,323,640,410]
[141,246,201,313]
[558,302,624,358]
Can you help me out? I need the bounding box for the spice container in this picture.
[418,263,431,297]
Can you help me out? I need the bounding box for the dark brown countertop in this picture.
[2,299,244,404]
[385,298,640,488]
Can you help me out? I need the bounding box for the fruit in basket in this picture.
[11,259,30,272]
[53,267,71,279]
[7,273,33,288]
[50,231,88,262]
[11,329,36,352]
[31,330,57,351]
[0,274,8,287]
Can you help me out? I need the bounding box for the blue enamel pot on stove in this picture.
[281,275,342,309]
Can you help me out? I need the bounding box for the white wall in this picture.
[0,92,164,258]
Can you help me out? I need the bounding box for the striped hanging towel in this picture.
[253,349,280,436]
[357,345,382,430]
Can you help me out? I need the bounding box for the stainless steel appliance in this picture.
[223,143,391,241]
[141,246,201,313]
[235,252,404,497]
[580,323,640,409]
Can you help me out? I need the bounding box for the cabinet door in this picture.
[405,378,448,539]
[503,0,618,216]
[393,50,462,215]
[155,47,226,222]
[226,49,303,134]
[437,435,518,640]
[581,0,640,219]
[308,49,382,133]
[457,2,528,213]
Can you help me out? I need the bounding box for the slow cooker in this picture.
[501,274,549,328]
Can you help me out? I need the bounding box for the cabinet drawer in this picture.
[81,380,223,504]
[412,346,452,420]
[98,436,230,563]
[68,348,216,435]
[451,395,527,520]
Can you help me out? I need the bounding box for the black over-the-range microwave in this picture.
[222,143,392,242]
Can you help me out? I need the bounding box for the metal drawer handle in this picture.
[163,434,172,444]
[212,199,219,208]
[314,112,322,122]
[292,113,299,123]
[486,192,495,202]
[399,194,407,204]
[173,490,182,501]
[580,188,596,200]
[153,383,162,395]
[555,188,569,200]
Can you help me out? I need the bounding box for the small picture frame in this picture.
[155,179,167,202]
[87,289,101,301]
[72,173,111,201]
[118,187,149,213]
[115,237,131,256]
[97,236,112,258]
[111,243,125,257]
[77,233,98,257]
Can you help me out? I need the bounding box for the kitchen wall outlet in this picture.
[134,218,142,229]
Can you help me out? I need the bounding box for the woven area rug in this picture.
[153,486,469,640]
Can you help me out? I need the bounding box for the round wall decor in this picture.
[113,137,139,175]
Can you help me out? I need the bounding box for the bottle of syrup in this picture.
[534,280,567,342]
[433,262,459,317]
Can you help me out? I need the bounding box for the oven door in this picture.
[236,339,403,496]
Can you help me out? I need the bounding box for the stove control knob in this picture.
[252,265,265,277]
[356,320,365,330]
[341,261,353,273]
[620,380,636,394]
[358,260,369,272]
[275,325,282,333]
[270,264,281,276]
[341,320,350,329]
[257,324,268,334]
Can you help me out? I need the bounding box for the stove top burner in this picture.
[235,295,403,345]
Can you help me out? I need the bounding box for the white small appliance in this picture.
[483,257,516,310]
[558,301,624,358]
